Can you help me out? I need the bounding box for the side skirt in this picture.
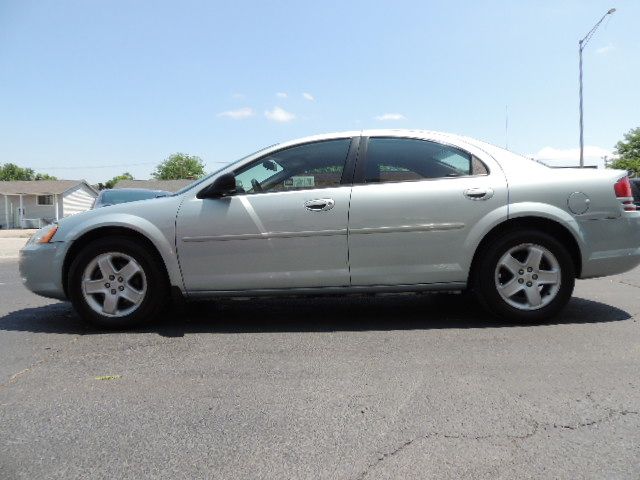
[185,282,467,300]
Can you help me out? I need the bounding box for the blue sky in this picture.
[1,0,638,183]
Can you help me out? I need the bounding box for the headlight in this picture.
[27,225,59,245]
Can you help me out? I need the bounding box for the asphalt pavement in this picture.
[0,258,639,479]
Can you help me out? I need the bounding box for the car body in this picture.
[19,130,640,327]
[93,188,171,208]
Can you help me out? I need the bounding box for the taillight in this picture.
[614,176,636,211]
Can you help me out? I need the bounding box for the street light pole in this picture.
[578,8,616,168]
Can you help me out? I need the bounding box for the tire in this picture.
[472,229,575,322]
[67,236,169,329]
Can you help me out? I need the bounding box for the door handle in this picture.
[463,188,494,200]
[304,198,335,211]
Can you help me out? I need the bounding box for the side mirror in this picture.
[196,173,237,199]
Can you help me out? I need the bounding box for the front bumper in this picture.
[19,241,68,301]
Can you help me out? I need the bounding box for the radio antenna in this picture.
[505,105,509,150]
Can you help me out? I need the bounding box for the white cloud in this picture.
[217,107,255,119]
[265,106,296,123]
[276,92,288,98]
[595,43,614,55]
[530,145,615,168]
[374,113,406,121]
[231,93,246,99]
[302,92,315,101]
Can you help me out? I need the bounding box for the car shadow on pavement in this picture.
[0,293,632,337]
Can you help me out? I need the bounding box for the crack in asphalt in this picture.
[355,407,639,479]
[355,436,427,480]
[616,279,640,290]
[553,408,639,430]
[355,422,541,480]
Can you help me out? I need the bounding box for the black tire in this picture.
[472,229,575,323]
[68,236,169,329]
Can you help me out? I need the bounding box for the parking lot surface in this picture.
[1,258,639,479]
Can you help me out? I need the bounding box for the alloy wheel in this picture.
[494,243,561,311]
[81,252,147,317]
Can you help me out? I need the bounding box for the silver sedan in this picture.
[19,130,640,328]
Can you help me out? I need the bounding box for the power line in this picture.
[30,161,232,170]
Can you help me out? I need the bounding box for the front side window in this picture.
[364,137,485,183]
[233,139,352,194]
[37,195,54,205]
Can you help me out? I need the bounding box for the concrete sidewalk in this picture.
[0,238,28,259]
[0,229,37,239]
[0,229,36,259]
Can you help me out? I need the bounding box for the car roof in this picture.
[276,129,514,158]
[277,129,468,145]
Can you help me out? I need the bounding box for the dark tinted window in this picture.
[37,195,54,205]
[365,137,481,183]
[233,139,351,194]
[630,179,640,202]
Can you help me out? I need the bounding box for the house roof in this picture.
[0,180,97,196]
[113,179,194,192]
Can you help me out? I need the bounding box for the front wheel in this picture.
[473,230,575,322]
[68,237,169,329]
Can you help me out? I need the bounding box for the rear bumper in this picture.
[579,213,640,279]
[581,247,640,278]
[19,241,68,300]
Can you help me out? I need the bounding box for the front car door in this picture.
[176,136,358,292]
[348,135,508,286]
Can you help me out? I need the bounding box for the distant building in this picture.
[113,179,194,192]
[0,180,98,229]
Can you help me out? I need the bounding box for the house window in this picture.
[37,195,54,206]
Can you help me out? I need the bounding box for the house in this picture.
[0,180,98,229]
[113,179,194,192]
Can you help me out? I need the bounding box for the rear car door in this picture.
[348,136,508,286]
[176,137,358,292]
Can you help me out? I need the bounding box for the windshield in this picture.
[172,144,278,195]
[98,189,165,206]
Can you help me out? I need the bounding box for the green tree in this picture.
[609,127,640,177]
[0,163,57,181]
[34,173,57,180]
[152,153,205,180]
[104,172,134,189]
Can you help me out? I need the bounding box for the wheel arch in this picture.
[62,226,174,297]
[468,216,583,289]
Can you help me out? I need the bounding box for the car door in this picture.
[348,136,508,286]
[176,137,358,292]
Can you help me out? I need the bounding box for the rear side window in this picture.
[364,137,486,183]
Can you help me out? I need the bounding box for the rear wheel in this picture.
[473,230,575,322]
[68,237,168,328]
